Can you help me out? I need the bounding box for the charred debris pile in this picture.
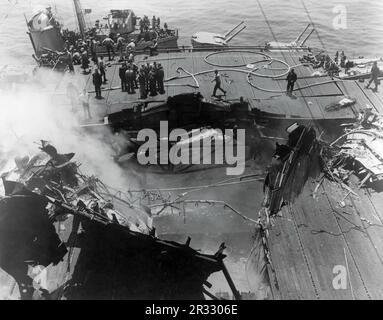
[259,108,383,224]
[0,141,239,300]
[320,108,383,190]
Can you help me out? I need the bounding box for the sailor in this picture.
[156,63,165,94]
[211,70,226,97]
[116,34,125,61]
[149,68,158,96]
[65,49,74,73]
[72,51,81,65]
[149,40,158,56]
[119,62,128,92]
[128,52,135,63]
[92,67,103,99]
[81,48,90,73]
[365,61,380,92]
[157,17,161,29]
[144,30,151,41]
[79,89,91,119]
[286,69,297,94]
[126,39,136,53]
[132,62,139,89]
[152,15,156,29]
[102,37,115,61]
[89,37,98,63]
[360,105,376,127]
[98,56,107,83]
[138,68,147,99]
[340,52,347,68]
[144,62,151,91]
[334,51,339,64]
[125,65,135,94]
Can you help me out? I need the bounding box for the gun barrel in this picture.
[300,28,315,46]
[224,21,245,38]
[225,25,247,43]
[294,23,311,44]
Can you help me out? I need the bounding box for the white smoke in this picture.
[0,67,139,194]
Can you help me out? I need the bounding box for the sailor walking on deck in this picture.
[365,61,380,92]
[92,67,103,99]
[286,69,297,95]
[212,70,226,97]
[102,37,115,61]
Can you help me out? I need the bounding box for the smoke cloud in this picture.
[0,67,140,194]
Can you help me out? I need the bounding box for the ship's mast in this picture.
[72,0,86,38]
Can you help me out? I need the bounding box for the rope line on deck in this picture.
[165,63,344,95]
[204,50,272,68]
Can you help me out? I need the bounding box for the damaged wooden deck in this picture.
[5,47,383,300]
[267,176,383,300]
[60,47,383,300]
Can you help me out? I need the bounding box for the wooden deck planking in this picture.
[288,192,354,299]
[322,180,383,299]
[268,206,319,299]
[267,177,380,299]
[353,80,383,114]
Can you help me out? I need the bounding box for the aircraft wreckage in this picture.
[0,141,240,300]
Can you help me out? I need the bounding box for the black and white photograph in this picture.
[0,0,383,307]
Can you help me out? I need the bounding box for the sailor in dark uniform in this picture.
[81,48,90,73]
[144,63,151,91]
[92,68,103,99]
[365,61,380,92]
[157,63,165,94]
[125,65,135,94]
[211,70,226,97]
[138,68,147,99]
[149,69,157,96]
[286,69,297,94]
[119,62,128,92]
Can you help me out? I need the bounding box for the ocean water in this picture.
[1,0,383,65]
